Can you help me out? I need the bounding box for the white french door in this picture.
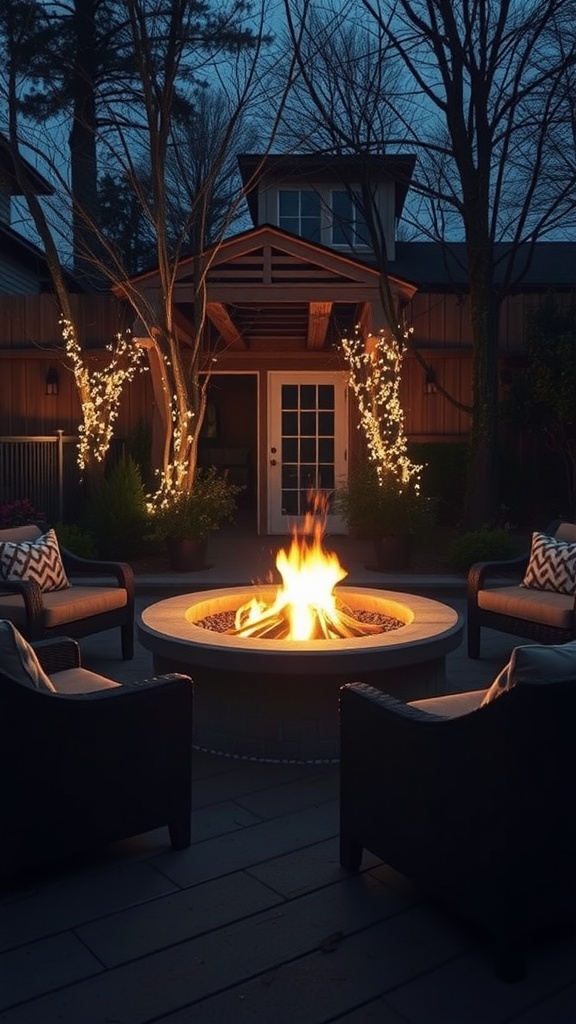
[267,371,348,534]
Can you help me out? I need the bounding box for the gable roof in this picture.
[118,224,417,350]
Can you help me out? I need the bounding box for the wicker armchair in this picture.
[0,524,135,659]
[467,520,576,659]
[0,636,193,879]
[339,679,576,980]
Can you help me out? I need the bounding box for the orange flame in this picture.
[231,493,380,641]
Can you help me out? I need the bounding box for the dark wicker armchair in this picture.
[339,679,576,980]
[0,636,193,879]
[467,520,576,659]
[0,524,135,659]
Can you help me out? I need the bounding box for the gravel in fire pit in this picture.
[196,606,404,636]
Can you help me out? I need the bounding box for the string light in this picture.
[60,318,147,471]
[340,325,422,490]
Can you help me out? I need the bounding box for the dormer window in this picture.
[279,190,321,242]
[331,191,370,247]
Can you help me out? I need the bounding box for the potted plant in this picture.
[149,467,242,571]
[335,461,436,570]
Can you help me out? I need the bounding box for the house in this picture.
[0,138,56,294]
[0,151,573,531]
[122,154,575,534]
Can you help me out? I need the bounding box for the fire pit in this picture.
[138,498,462,762]
[138,586,462,763]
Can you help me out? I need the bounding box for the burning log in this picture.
[228,597,400,641]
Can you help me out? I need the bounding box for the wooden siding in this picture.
[0,293,131,348]
[0,353,154,438]
[0,254,42,295]
[0,288,566,449]
[0,296,152,438]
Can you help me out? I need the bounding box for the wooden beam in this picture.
[307,302,332,350]
[206,302,246,349]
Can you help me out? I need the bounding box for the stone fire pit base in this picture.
[151,655,449,764]
[138,587,463,764]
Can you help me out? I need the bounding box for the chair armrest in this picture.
[467,551,529,595]
[0,577,45,636]
[32,637,81,672]
[339,680,573,810]
[60,547,134,595]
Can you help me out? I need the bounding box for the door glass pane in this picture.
[318,385,334,408]
[282,411,298,435]
[279,383,337,518]
[300,438,316,462]
[282,465,298,488]
[282,437,298,461]
[282,491,299,515]
[318,437,334,462]
[300,411,316,436]
[318,411,334,435]
[282,384,298,408]
[319,465,335,489]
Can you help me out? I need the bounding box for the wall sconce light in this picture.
[45,367,59,396]
[424,368,438,395]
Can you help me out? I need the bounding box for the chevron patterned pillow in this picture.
[0,619,55,691]
[0,528,70,592]
[521,531,576,595]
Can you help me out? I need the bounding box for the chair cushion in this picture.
[0,528,70,592]
[481,639,576,705]
[477,584,574,628]
[50,668,122,694]
[410,690,486,718]
[521,531,576,596]
[0,584,128,630]
[0,618,55,691]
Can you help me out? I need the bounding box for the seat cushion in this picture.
[482,639,576,705]
[0,585,127,630]
[409,690,486,718]
[521,531,576,595]
[0,618,55,691]
[0,528,70,592]
[477,585,574,628]
[50,668,122,694]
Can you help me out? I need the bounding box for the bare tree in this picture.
[0,0,290,494]
[284,0,576,525]
[363,0,576,525]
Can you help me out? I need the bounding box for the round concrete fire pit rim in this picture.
[138,586,463,675]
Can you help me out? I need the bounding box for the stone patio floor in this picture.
[2,532,576,1023]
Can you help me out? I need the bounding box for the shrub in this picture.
[409,442,468,525]
[335,461,437,539]
[448,527,521,575]
[54,522,97,559]
[85,455,150,558]
[0,498,46,528]
[149,467,242,542]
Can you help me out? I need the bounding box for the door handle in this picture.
[270,459,277,466]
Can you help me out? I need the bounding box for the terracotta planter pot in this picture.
[166,537,209,572]
[372,535,412,572]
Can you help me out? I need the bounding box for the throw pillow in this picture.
[521,530,576,595]
[0,619,55,691]
[481,639,576,706]
[0,528,70,592]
